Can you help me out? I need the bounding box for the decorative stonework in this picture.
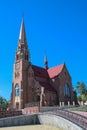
[15,72,20,78]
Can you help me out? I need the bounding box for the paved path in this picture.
[72,111,87,117]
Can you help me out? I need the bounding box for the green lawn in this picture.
[67,106,87,112]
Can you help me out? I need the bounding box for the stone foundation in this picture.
[0,113,83,130]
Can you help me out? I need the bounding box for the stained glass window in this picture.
[64,84,70,97]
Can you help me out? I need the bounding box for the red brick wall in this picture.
[23,106,39,114]
[0,110,22,118]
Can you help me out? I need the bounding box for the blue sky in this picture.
[0,0,87,100]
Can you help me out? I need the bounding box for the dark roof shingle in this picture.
[32,65,49,78]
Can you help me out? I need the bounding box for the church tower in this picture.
[11,19,30,109]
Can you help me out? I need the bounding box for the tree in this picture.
[0,96,9,110]
[76,82,87,101]
[76,82,87,95]
[77,96,82,101]
[81,94,87,102]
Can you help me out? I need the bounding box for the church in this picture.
[11,18,74,109]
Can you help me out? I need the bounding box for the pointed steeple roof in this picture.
[18,18,27,47]
[44,54,48,64]
[16,18,30,61]
[44,54,48,69]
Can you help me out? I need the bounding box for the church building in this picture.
[11,19,73,109]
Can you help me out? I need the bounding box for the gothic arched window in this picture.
[64,83,70,97]
[15,84,20,96]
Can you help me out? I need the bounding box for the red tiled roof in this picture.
[32,65,49,78]
[39,82,56,92]
[47,64,64,78]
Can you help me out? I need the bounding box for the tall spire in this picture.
[44,54,48,69]
[16,18,30,61]
[18,18,28,49]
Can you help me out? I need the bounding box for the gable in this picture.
[47,64,64,78]
[61,64,71,80]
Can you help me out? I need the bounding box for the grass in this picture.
[67,106,87,112]
[0,125,63,130]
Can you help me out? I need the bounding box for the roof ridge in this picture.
[48,63,64,70]
[32,64,46,70]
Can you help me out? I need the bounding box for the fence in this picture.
[0,110,22,118]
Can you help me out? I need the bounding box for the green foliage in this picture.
[77,96,82,101]
[76,82,87,95]
[76,82,87,101]
[0,96,9,110]
[81,94,87,102]
[69,106,87,112]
